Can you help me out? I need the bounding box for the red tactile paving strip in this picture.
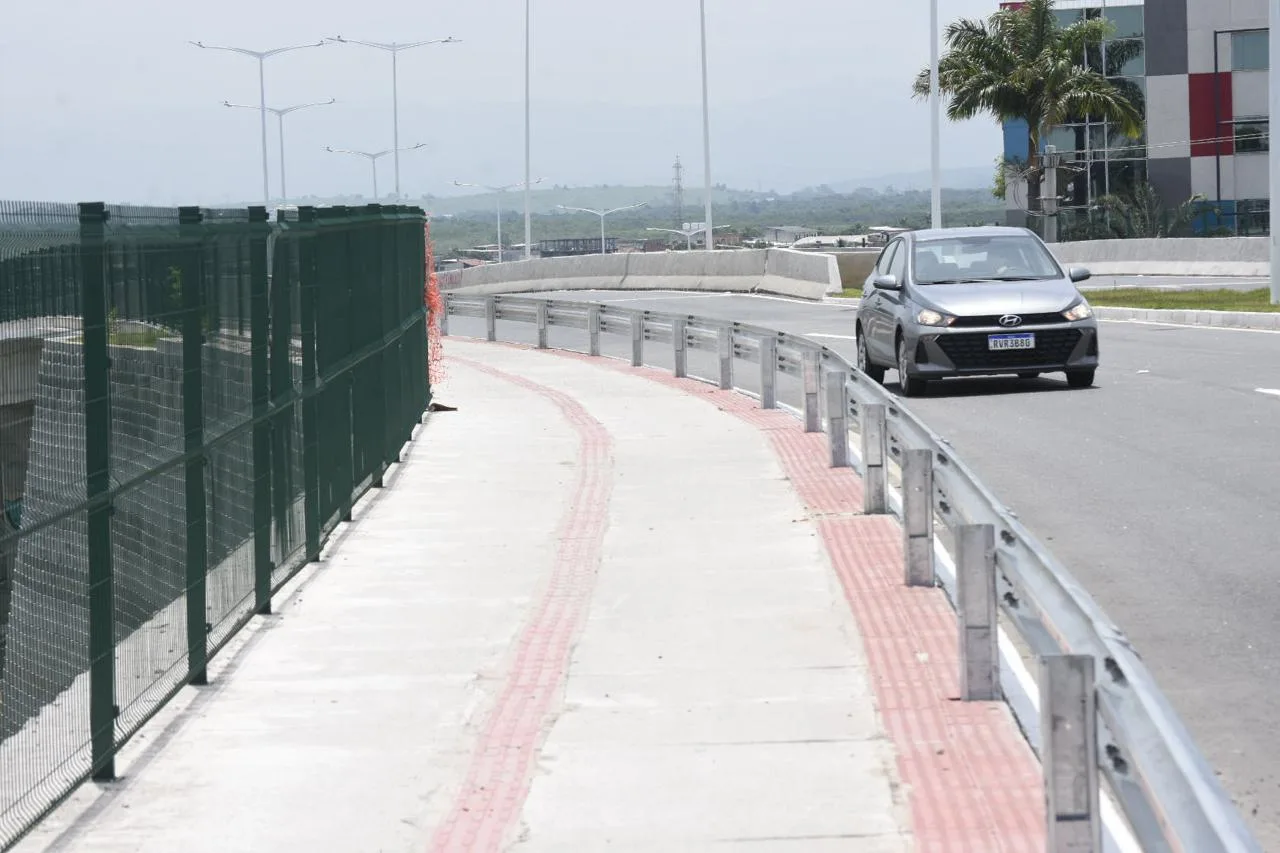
[450,342,1047,852]
[427,356,614,853]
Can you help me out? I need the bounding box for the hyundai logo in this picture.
[998,314,1023,327]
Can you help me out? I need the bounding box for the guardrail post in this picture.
[439,292,450,336]
[803,350,820,432]
[249,205,273,616]
[861,403,888,514]
[902,449,935,587]
[957,524,999,701]
[718,325,733,390]
[179,206,209,687]
[759,335,777,409]
[536,301,549,349]
[588,304,601,356]
[825,369,849,468]
[1041,654,1101,852]
[672,316,687,378]
[631,312,644,366]
[484,295,497,342]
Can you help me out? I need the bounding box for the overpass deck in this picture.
[14,340,1042,853]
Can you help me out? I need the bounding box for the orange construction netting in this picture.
[425,219,446,385]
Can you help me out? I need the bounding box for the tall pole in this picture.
[524,0,534,259]
[257,57,270,207]
[457,179,545,262]
[560,203,647,255]
[1270,0,1280,302]
[371,159,379,200]
[601,213,607,255]
[328,144,426,199]
[930,0,942,229]
[225,99,335,205]
[277,114,288,202]
[392,50,402,198]
[699,0,715,251]
[496,193,504,261]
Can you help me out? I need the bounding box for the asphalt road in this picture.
[450,288,1280,846]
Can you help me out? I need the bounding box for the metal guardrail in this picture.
[443,292,1263,853]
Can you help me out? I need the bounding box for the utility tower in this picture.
[672,155,685,229]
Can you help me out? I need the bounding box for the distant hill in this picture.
[823,165,994,194]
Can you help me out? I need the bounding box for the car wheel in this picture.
[1018,372,1041,380]
[896,337,927,397]
[857,332,886,384]
[1067,368,1096,389]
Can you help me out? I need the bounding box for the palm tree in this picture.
[912,0,1143,215]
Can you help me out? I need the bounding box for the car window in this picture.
[887,239,906,280]
[912,233,1062,283]
[874,242,898,275]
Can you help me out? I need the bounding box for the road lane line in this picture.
[1099,318,1280,335]
[1257,388,1280,397]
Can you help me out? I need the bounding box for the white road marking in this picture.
[1099,318,1280,335]
[805,333,859,341]
[1257,388,1280,397]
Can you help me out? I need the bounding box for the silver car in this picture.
[854,226,1099,396]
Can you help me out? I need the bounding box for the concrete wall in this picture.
[446,248,843,300]
[1049,236,1269,276]
[0,336,261,735]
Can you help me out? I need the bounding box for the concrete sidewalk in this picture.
[15,339,1042,853]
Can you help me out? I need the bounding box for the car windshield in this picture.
[912,234,1062,284]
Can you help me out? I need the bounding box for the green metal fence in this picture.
[0,200,430,849]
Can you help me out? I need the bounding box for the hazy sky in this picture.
[2,0,1002,205]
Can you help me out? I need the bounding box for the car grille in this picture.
[950,312,1068,328]
[937,329,1084,369]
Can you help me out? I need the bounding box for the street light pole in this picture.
[558,203,648,254]
[647,225,728,251]
[699,0,715,252]
[525,0,534,260]
[456,178,545,262]
[327,143,427,199]
[191,40,325,206]
[929,0,942,229]
[325,36,460,199]
[224,99,335,202]
[1270,0,1279,302]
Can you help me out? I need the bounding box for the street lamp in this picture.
[1270,0,1279,303]
[647,225,729,251]
[190,39,326,206]
[929,0,942,229]
[224,98,335,203]
[558,203,648,255]
[326,143,427,199]
[698,0,715,252]
[454,178,545,262]
[324,35,460,200]
[524,0,534,259]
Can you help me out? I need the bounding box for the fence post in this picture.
[957,524,999,701]
[902,449,935,587]
[825,369,849,468]
[672,316,687,378]
[484,295,497,341]
[179,206,209,686]
[249,205,273,615]
[588,304,601,356]
[631,311,644,366]
[1041,654,1101,852]
[861,403,888,514]
[803,350,820,432]
[718,324,733,390]
[439,291,450,336]
[80,201,116,781]
[536,300,549,349]
[298,207,321,562]
[759,335,777,409]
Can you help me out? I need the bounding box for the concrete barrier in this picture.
[1093,305,1280,330]
[1050,236,1268,277]
[446,248,843,300]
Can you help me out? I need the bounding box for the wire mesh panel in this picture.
[0,201,430,850]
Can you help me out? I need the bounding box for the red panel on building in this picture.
[1188,72,1233,157]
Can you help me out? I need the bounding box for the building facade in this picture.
[999,0,1270,235]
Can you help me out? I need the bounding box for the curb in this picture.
[1093,305,1280,330]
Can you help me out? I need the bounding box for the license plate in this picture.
[988,333,1035,351]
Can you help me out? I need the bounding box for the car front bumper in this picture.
[907,321,1099,378]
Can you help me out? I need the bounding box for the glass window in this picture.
[1053,9,1083,28]
[1045,125,1088,159]
[1232,31,1268,71]
[1107,159,1147,195]
[1104,5,1144,39]
[1237,199,1270,236]
[875,242,897,275]
[912,234,1062,284]
[887,240,907,280]
[1106,38,1145,76]
[1234,120,1269,153]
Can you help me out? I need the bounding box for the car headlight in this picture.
[916,309,955,327]
[1062,300,1093,321]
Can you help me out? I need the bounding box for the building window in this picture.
[1237,199,1270,236]
[1232,31,1269,71]
[1104,6,1144,39]
[1106,38,1145,77]
[1233,119,1269,153]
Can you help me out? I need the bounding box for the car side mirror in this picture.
[1068,266,1091,283]
[872,274,901,290]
